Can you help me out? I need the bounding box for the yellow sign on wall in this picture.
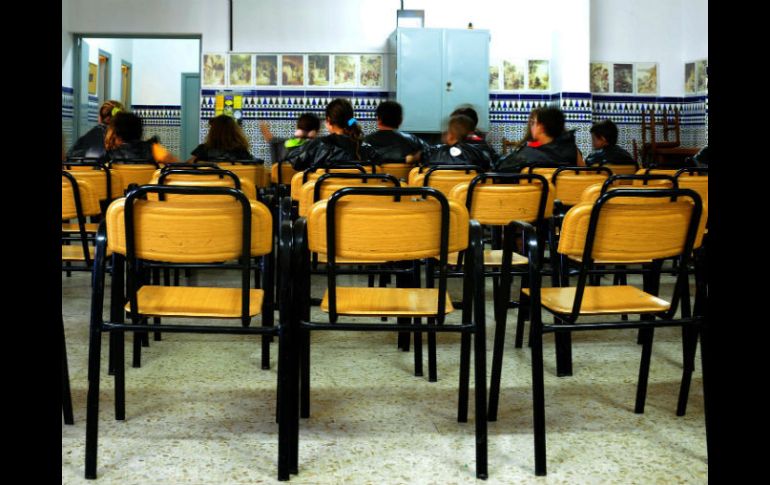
[88,63,98,95]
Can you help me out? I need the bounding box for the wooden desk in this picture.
[651,147,699,169]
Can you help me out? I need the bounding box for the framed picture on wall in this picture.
[635,62,658,94]
[256,55,278,86]
[203,53,226,86]
[229,54,253,86]
[309,55,330,86]
[489,64,500,90]
[684,62,696,94]
[528,60,549,90]
[281,55,304,86]
[695,59,707,92]
[503,60,526,90]
[590,62,610,93]
[360,55,383,88]
[613,63,633,93]
[333,55,357,87]
[88,63,98,95]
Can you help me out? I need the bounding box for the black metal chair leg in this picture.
[634,326,655,414]
[115,331,126,420]
[300,328,311,418]
[457,332,470,423]
[62,315,74,425]
[427,317,437,382]
[413,318,423,377]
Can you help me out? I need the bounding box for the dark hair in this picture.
[451,106,478,130]
[105,111,143,149]
[297,112,320,132]
[376,101,403,129]
[532,107,565,138]
[590,119,619,146]
[206,114,250,152]
[325,98,363,159]
[447,114,475,141]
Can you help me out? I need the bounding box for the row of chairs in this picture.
[63,159,708,480]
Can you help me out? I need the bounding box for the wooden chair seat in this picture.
[522,285,670,315]
[320,287,454,316]
[315,252,388,264]
[124,286,264,318]
[448,249,528,267]
[62,244,112,261]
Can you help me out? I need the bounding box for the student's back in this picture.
[66,100,124,160]
[363,101,429,163]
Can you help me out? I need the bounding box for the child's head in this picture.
[590,119,618,149]
[451,106,479,131]
[530,107,565,141]
[375,101,403,129]
[98,100,125,125]
[446,115,475,145]
[296,113,320,139]
[206,114,250,151]
[105,112,143,149]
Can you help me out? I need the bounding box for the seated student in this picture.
[584,119,637,167]
[450,105,499,167]
[105,112,178,165]
[363,101,429,163]
[496,107,584,172]
[423,114,495,169]
[66,100,124,160]
[285,98,380,170]
[187,114,255,162]
[259,112,320,163]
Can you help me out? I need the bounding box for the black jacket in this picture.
[496,130,580,172]
[585,144,636,166]
[107,139,157,162]
[464,133,499,170]
[285,134,381,170]
[423,142,494,170]
[363,130,430,163]
[191,144,254,161]
[66,123,108,159]
[692,146,709,167]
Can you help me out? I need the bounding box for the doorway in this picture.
[71,34,201,160]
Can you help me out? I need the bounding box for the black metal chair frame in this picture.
[511,188,707,476]
[84,184,295,481]
[290,186,488,479]
[61,171,94,271]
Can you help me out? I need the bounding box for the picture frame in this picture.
[88,63,98,95]
[202,53,226,87]
[685,62,696,94]
[489,64,500,91]
[613,63,633,93]
[308,54,330,86]
[229,53,253,86]
[359,55,383,88]
[281,54,305,86]
[635,62,658,94]
[503,60,526,90]
[695,59,707,92]
[256,55,278,86]
[528,60,549,90]
[333,55,357,87]
[590,62,610,93]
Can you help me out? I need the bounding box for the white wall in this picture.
[551,0,590,93]
[591,0,706,96]
[83,38,133,100]
[131,39,200,105]
[681,0,708,61]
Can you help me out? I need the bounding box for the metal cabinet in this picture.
[388,28,490,133]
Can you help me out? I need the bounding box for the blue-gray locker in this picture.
[388,28,489,133]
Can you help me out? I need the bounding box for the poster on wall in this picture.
[309,55,330,86]
[684,62,696,94]
[88,63,98,94]
[334,55,357,86]
[503,60,525,90]
[489,65,500,90]
[590,62,610,93]
[528,60,549,90]
[282,55,304,86]
[695,59,707,92]
[203,54,226,86]
[635,62,657,94]
[360,55,383,87]
[229,54,253,86]
[256,55,278,86]
[613,63,633,93]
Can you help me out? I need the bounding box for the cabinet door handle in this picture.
[446,81,452,92]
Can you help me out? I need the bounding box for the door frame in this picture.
[180,72,201,162]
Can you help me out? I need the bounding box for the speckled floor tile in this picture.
[62,268,707,484]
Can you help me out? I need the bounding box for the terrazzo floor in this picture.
[62,267,707,484]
